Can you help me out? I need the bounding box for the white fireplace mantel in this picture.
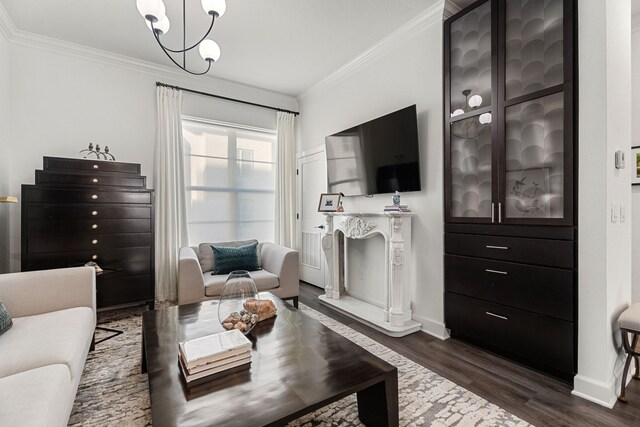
[319,212,421,337]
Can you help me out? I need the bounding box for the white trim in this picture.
[633,14,640,33]
[443,0,463,19]
[0,2,16,41]
[181,115,276,135]
[413,314,450,340]
[298,2,444,101]
[572,374,617,408]
[296,144,325,159]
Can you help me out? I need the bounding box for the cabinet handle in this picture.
[485,269,508,275]
[92,178,99,183]
[486,245,509,250]
[92,239,98,244]
[491,203,495,223]
[91,210,98,216]
[91,194,98,200]
[486,311,508,320]
[92,224,98,229]
[93,164,99,169]
[498,202,502,223]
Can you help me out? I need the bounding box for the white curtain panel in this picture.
[275,111,297,248]
[154,86,189,302]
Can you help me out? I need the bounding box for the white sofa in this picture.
[178,240,299,307]
[0,267,96,427]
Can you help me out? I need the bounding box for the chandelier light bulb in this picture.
[452,109,465,117]
[201,0,227,17]
[199,39,221,62]
[479,112,492,125]
[146,15,170,35]
[136,0,166,22]
[468,95,483,109]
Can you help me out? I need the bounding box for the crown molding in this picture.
[298,1,444,101]
[0,2,298,111]
[443,0,463,20]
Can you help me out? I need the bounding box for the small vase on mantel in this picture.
[392,191,401,207]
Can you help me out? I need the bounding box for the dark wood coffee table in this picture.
[142,293,398,427]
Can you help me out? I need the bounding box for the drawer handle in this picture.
[91,194,98,200]
[92,224,98,229]
[486,245,509,250]
[92,239,98,244]
[485,269,508,275]
[92,178,99,183]
[486,311,508,320]
[91,210,98,216]
[93,164,99,169]
[92,255,98,260]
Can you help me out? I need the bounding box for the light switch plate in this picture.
[612,203,618,222]
[621,203,626,222]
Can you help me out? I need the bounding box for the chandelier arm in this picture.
[153,33,213,76]
[151,15,216,54]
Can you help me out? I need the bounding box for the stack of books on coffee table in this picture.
[179,329,252,385]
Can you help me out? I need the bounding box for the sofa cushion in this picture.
[0,307,95,381]
[204,270,279,297]
[212,242,260,275]
[0,364,72,427]
[199,239,260,273]
[0,300,11,336]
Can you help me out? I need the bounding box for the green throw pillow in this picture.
[211,242,260,275]
[0,300,12,336]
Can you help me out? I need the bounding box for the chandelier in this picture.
[450,89,492,140]
[136,0,226,75]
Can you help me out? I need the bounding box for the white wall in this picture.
[0,28,11,273]
[297,5,446,338]
[5,37,297,272]
[573,0,632,408]
[631,25,640,303]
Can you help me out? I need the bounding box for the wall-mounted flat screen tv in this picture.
[325,105,421,197]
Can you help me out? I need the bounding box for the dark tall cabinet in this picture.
[443,0,577,382]
[21,157,155,309]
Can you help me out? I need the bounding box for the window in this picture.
[182,118,276,245]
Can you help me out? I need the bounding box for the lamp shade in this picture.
[479,112,492,125]
[201,0,226,17]
[468,94,483,109]
[146,15,170,35]
[136,0,166,22]
[0,197,17,203]
[452,109,464,117]
[199,39,221,62]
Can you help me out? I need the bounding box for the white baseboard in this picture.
[572,374,617,408]
[413,314,450,340]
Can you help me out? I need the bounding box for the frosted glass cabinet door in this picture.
[504,92,564,220]
[450,116,493,218]
[449,0,492,116]
[505,0,564,99]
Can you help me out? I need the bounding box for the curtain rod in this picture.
[156,82,300,116]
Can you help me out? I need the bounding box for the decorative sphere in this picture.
[201,0,226,17]
[199,39,221,62]
[468,94,483,108]
[146,15,170,35]
[136,0,166,22]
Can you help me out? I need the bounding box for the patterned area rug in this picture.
[69,304,531,427]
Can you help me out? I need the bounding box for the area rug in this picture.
[69,304,531,427]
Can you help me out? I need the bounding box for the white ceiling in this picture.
[1,0,442,96]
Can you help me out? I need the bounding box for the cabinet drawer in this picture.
[445,292,574,379]
[24,247,151,275]
[28,205,151,220]
[97,274,153,308]
[36,171,146,188]
[445,255,574,321]
[44,157,140,175]
[26,188,151,204]
[27,219,151,236]
[445,233,574,269]
[28,233,151,253]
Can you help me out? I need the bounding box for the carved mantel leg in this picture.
[322,215,341,299]
[388,217,408,327]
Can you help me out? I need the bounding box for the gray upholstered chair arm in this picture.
[260,243,299,298]
[178,246,206,304]
[0,267,96,319]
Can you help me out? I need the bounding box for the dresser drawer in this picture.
[44,157,141,175]
[24,247,151,275]
[28,205,151,220]
[97,274,153,308]
[28,233,151,253]
[26,188,151,204]
[445,255,574,321]
[27,219,151,236]
[445,292,574,379]
[36,170,146,188]
[445,233,574,269]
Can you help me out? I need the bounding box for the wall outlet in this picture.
[611,203,618,222]
[359,270,365,280]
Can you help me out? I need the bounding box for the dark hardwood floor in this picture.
[298,282,640,427]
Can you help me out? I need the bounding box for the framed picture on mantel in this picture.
[632,146,640,185]
[318,193,341,212]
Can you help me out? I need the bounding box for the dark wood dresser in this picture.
[21,156,155,309]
